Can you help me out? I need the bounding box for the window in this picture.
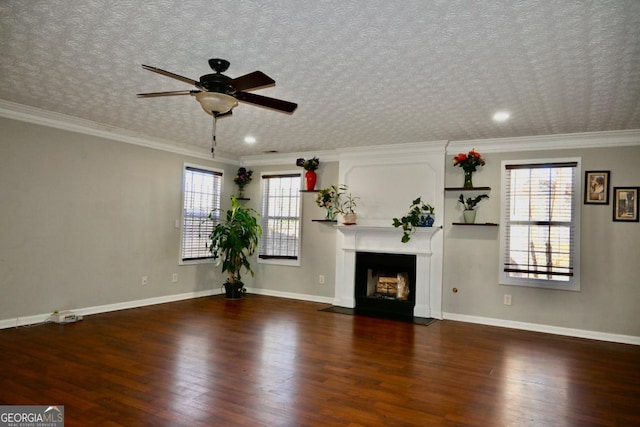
[180,165,222,263]
[259,173,302,265]
[499,159,581,291]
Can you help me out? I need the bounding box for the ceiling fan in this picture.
[137,58,298,117]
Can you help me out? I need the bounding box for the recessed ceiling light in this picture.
[493,111,510,122]
[244,136,256,144]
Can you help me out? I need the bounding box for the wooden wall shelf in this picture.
[452,222,499,226]
[311,219,337,223]
[445,187,491,191]
[301,190,320,193]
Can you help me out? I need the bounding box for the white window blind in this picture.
[500,160,580,290]
[181,166,222,262]
[259,174,301,260]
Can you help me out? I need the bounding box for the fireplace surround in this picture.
[335,225,443,319]
[332,141,447,320]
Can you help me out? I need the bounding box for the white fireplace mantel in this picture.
[334,225,444,319]
[333,141,446,320]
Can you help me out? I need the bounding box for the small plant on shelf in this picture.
[453,148,485,188]
[458,193,489,210]
[338,186,359,225]
[316,185,344,220]
[233,167,253,198]
[296,157,320,171]
[458,193,489,224]
[392,197,435,243]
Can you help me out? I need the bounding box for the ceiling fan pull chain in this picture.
[211,115,217,158]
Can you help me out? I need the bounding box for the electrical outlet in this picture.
[141,276,148,286]
[319,275,325,284]
[172,273,178,283]
[503,294,512,305]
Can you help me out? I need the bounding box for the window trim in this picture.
[499,157,581,291]
[257,171,303,267]
[178,162,224,265]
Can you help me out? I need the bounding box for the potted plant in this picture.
[453,148,485,188]
[233,167,253,198]
[296,156,320,190]
[458,193,489,223]
[392,197,435,242]
[316,185,344,220]
[339,190,359,225]
[208,196,263,299]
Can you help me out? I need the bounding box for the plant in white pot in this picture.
[208,196,262,299]
[458,193,489,223]
[339,186,359,225]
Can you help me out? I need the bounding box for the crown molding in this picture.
[3,99,638,164]
[240,149,339,167]
[0,99,239,165]
[447,129,640,154]
[337,140,448,160]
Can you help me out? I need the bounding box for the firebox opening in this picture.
[355,252,417,319]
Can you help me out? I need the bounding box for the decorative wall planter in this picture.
[463,210,476,224]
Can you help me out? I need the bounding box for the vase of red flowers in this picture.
[453,149,485,188]
[296,157,320,190]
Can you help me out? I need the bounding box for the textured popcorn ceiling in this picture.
[1,1,639,158]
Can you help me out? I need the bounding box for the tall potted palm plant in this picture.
[208,196,262,299]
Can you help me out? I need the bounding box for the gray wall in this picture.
[244,163,338,301]
[442,146,640,336]
[1,116,639,338]
[0,117,235,320]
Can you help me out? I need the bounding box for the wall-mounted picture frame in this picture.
[584,171,610,204]
[613,187,639,222]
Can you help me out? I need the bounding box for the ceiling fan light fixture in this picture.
[195,92,238,115]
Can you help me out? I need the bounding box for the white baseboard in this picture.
[443,312,640,346]
[0,289,220,330]
[3,292,636,346]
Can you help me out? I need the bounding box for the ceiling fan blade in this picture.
[230,71,275,92]
[141,65,203,88]
[236,92,298,114]
[137,90,200,98]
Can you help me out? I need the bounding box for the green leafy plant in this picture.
[208,196,263,291]
[316,185,344,209]
[458,193,489,210]
[392,197,435,243]
[340,192,359,214]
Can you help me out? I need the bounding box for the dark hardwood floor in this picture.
[1,295,639,426]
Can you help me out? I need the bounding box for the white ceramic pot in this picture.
[463,210,476,224]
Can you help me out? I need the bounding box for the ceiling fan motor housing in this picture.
[200,73,236,94]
